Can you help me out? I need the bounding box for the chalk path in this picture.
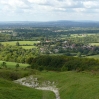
[14,75,60,99]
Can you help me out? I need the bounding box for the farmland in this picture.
[86,55,99,59]
[0,22,99,99]
[0,60,29,69]
[1,41,40,49]
[89,43,99,46]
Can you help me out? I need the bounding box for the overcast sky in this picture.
[0,0,99,21]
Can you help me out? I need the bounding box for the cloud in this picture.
[0,0,99,21]
[27,0,47,4]
[83,1,99,9]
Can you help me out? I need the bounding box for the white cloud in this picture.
[83,1,99,8]
[0,0,99,21]
[73,8,86,13]
[27,0,47,4]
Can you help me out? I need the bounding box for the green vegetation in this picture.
[90,43,99,46]
[86,55,99,59]
[0,45,39,63]
[1,41,39,49]
[0,61,29,69]
[34,71,99,99]
[1,27,99,57]
[0,78,55,99]
[1,41,39,46]
[21,46,37,49]
[1,68,99,99]
[1,25,99,99]
[27,55,99,71]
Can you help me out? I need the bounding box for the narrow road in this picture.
[14,76,60,99]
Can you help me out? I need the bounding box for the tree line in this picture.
[27,55,99,71]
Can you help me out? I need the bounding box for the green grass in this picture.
[90,43,99,46]
[86,55,99,59]
[34,71,99,99]
[0,78,55,99]
[1,41,40,46]
[1,70,99,99]
[1,41,39,49]
[0,60,29,69]
[21,46,37,49]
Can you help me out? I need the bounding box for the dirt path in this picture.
[14,75,60,99]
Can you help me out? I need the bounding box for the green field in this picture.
[1,41,40,46]
[0,61,29,69]
[21,46,37,49]
[0,78,55,99]
[1,70,99,99]
[34,71,99,99]
[1,41,39,49]
[90,43,99,46]
[86,55,99,59]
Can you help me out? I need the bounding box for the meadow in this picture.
[34,71,99,99]
[1,70,99,99]
[1,41,40,46]
[86,55,99,59]
[90,43,99,46]
[1,41,40,49]
[0,78,55,99]
[21,45,37,49]
[0,60,29,69]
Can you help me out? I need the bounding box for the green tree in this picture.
[16,41,20,46]
[15,63,20,70]
[77,52,81,57]
[1,62,7,68]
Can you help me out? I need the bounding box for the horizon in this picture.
[0,20,99,23]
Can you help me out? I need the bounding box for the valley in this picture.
[0,21,99,99]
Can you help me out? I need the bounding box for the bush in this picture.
[27,55,99,72]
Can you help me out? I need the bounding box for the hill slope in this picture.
[0,78,55,99]
[34,71,99,99]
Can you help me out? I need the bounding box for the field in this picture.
[90,43,99,46]
[0,78,55,99]
[1,41,40,49]
[71,34,95,37]
[1,41,40,46]
[1,71,99,99]
[0,61,29,69]
[21,45,37,49]
[86,55,99,59]
[33,71,99,99]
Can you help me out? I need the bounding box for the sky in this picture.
[0,0,99,21]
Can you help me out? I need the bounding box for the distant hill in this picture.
[0,20,99,28]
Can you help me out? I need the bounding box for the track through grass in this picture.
[34,71,99,99]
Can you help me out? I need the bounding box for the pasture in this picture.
[35,71,99,99]
[0,78,55,99]
[86,55,99,59]
[21,45,37,49]
[1,41,40,49]
[0,60,29,69]
[90,43,99,46]
[1,41,40,46]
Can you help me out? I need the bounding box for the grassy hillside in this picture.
[0,78,55,99]
[1,68,99,99]
[34,71,99,99]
